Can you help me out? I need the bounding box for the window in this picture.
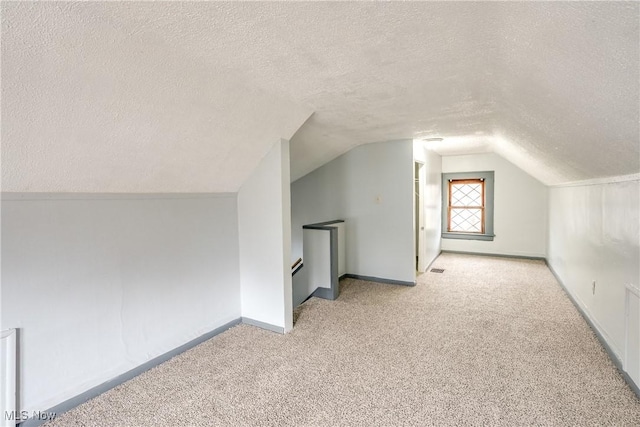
[442,171,494,241]
[448,179,485,233]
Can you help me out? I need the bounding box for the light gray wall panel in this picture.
[291,140,414,283]
[1,194,241,414]
[547,179,639,390]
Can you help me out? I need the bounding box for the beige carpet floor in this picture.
[46,253,640,426]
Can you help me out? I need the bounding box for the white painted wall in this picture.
[0,194,241,414]
[291,140,414,284]
[441,153,547,258]
[413,141,443,271]
[547,178,640,388]
[238,139,293,332]
[1,329,17,427]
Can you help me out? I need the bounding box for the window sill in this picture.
[442,232,495,241]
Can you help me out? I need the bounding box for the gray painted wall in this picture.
[1,194,241,414]
[291,140,415,284]
[547,179,640,389]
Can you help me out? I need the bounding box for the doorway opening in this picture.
[414,161,426,272]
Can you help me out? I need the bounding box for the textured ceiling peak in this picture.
[2,2,637,192]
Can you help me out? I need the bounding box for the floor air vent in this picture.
[430,268,445,273]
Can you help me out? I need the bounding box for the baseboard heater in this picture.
[1,329,17,427]
[625,284,640,389]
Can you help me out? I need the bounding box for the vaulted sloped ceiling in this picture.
[2,2,637,192]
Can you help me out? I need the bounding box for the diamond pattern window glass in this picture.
[448,179,485,233]
[441,171,494,241]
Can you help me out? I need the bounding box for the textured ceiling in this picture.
[2,2,638,192]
